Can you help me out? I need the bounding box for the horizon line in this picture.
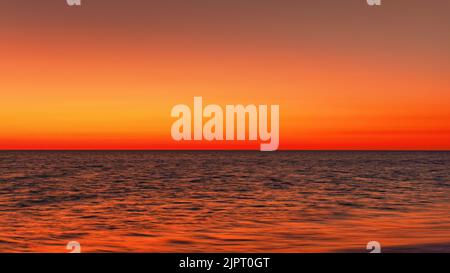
[1,149,449,152]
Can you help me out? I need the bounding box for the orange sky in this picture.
[1,0,450,150]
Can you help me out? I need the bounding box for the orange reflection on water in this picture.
[0,151,449,253]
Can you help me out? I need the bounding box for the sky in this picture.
[1,0,450,150]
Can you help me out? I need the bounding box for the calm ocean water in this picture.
[0,151,449,253]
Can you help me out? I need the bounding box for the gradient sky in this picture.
[1,0,450,150]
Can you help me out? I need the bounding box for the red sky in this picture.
[1,0,450,150]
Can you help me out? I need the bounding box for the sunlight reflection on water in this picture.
[0,151,449,252]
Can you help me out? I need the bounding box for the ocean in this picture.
[0,151,449,252]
